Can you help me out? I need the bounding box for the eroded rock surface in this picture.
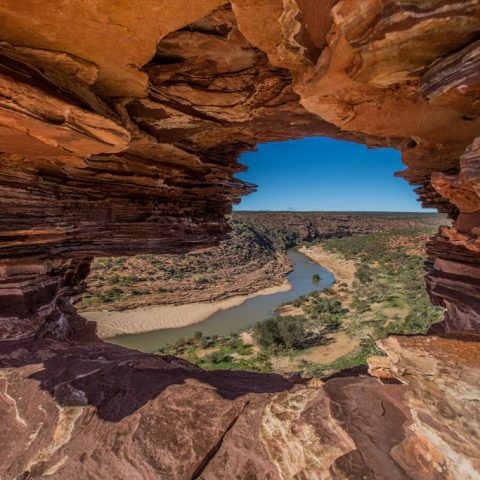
[0,1,479,478]
[370,334,480,479]
[1,333,478,479]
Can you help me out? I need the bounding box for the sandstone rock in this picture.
[0,49,130,156]
[367,354,395,381]
[0,0,229,97]
[377,334,480,479]
[421,39,480,116]
[431,137,480,214]
[1,334,475,479]
[0,1,479,478]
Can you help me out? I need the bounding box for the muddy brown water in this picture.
[107,249,335,352]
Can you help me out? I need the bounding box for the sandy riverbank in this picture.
[84,281,291,339]
[86,244,353,339]
[299,244,356,287]
[299,244,356,305]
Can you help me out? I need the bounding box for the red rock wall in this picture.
[0,2,478,337]
[0,4,387,337]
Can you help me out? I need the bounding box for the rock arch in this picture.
[0,2,479,478]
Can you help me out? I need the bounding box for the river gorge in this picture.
[96,249,334,352]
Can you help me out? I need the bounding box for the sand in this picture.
[86,244,353,339]
[84,282,291,339]
[299,333,360,365]
[271,333,360,374]
[299,244,356,288]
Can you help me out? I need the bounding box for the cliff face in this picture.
[233,211,445,249]
[80,213,442,312]
[0,1,479,479]
[1,1,479,336]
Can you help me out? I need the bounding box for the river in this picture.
[106,249,334,352]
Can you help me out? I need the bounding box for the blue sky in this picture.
[235,137,429,212]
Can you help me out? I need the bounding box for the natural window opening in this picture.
[80,137,446,377]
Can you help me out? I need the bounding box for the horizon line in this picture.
[232,209,440,214]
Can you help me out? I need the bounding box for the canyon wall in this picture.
[0,1,479,478]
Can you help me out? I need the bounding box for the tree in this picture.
[254,318,282,350]
[278,316,305,349]
[301,297,347,334]
[253,316,306,351]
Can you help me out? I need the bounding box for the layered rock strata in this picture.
[80,212,442,311]
[0,1,479,478]
[0,1,478,334]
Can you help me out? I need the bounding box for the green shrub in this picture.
[254,316,306,351]
[204,351,233,364]
[174,337,188,350]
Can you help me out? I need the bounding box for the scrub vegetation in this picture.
[80,220,288,310]
[158,226,444,377]
[80,212,443,312]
